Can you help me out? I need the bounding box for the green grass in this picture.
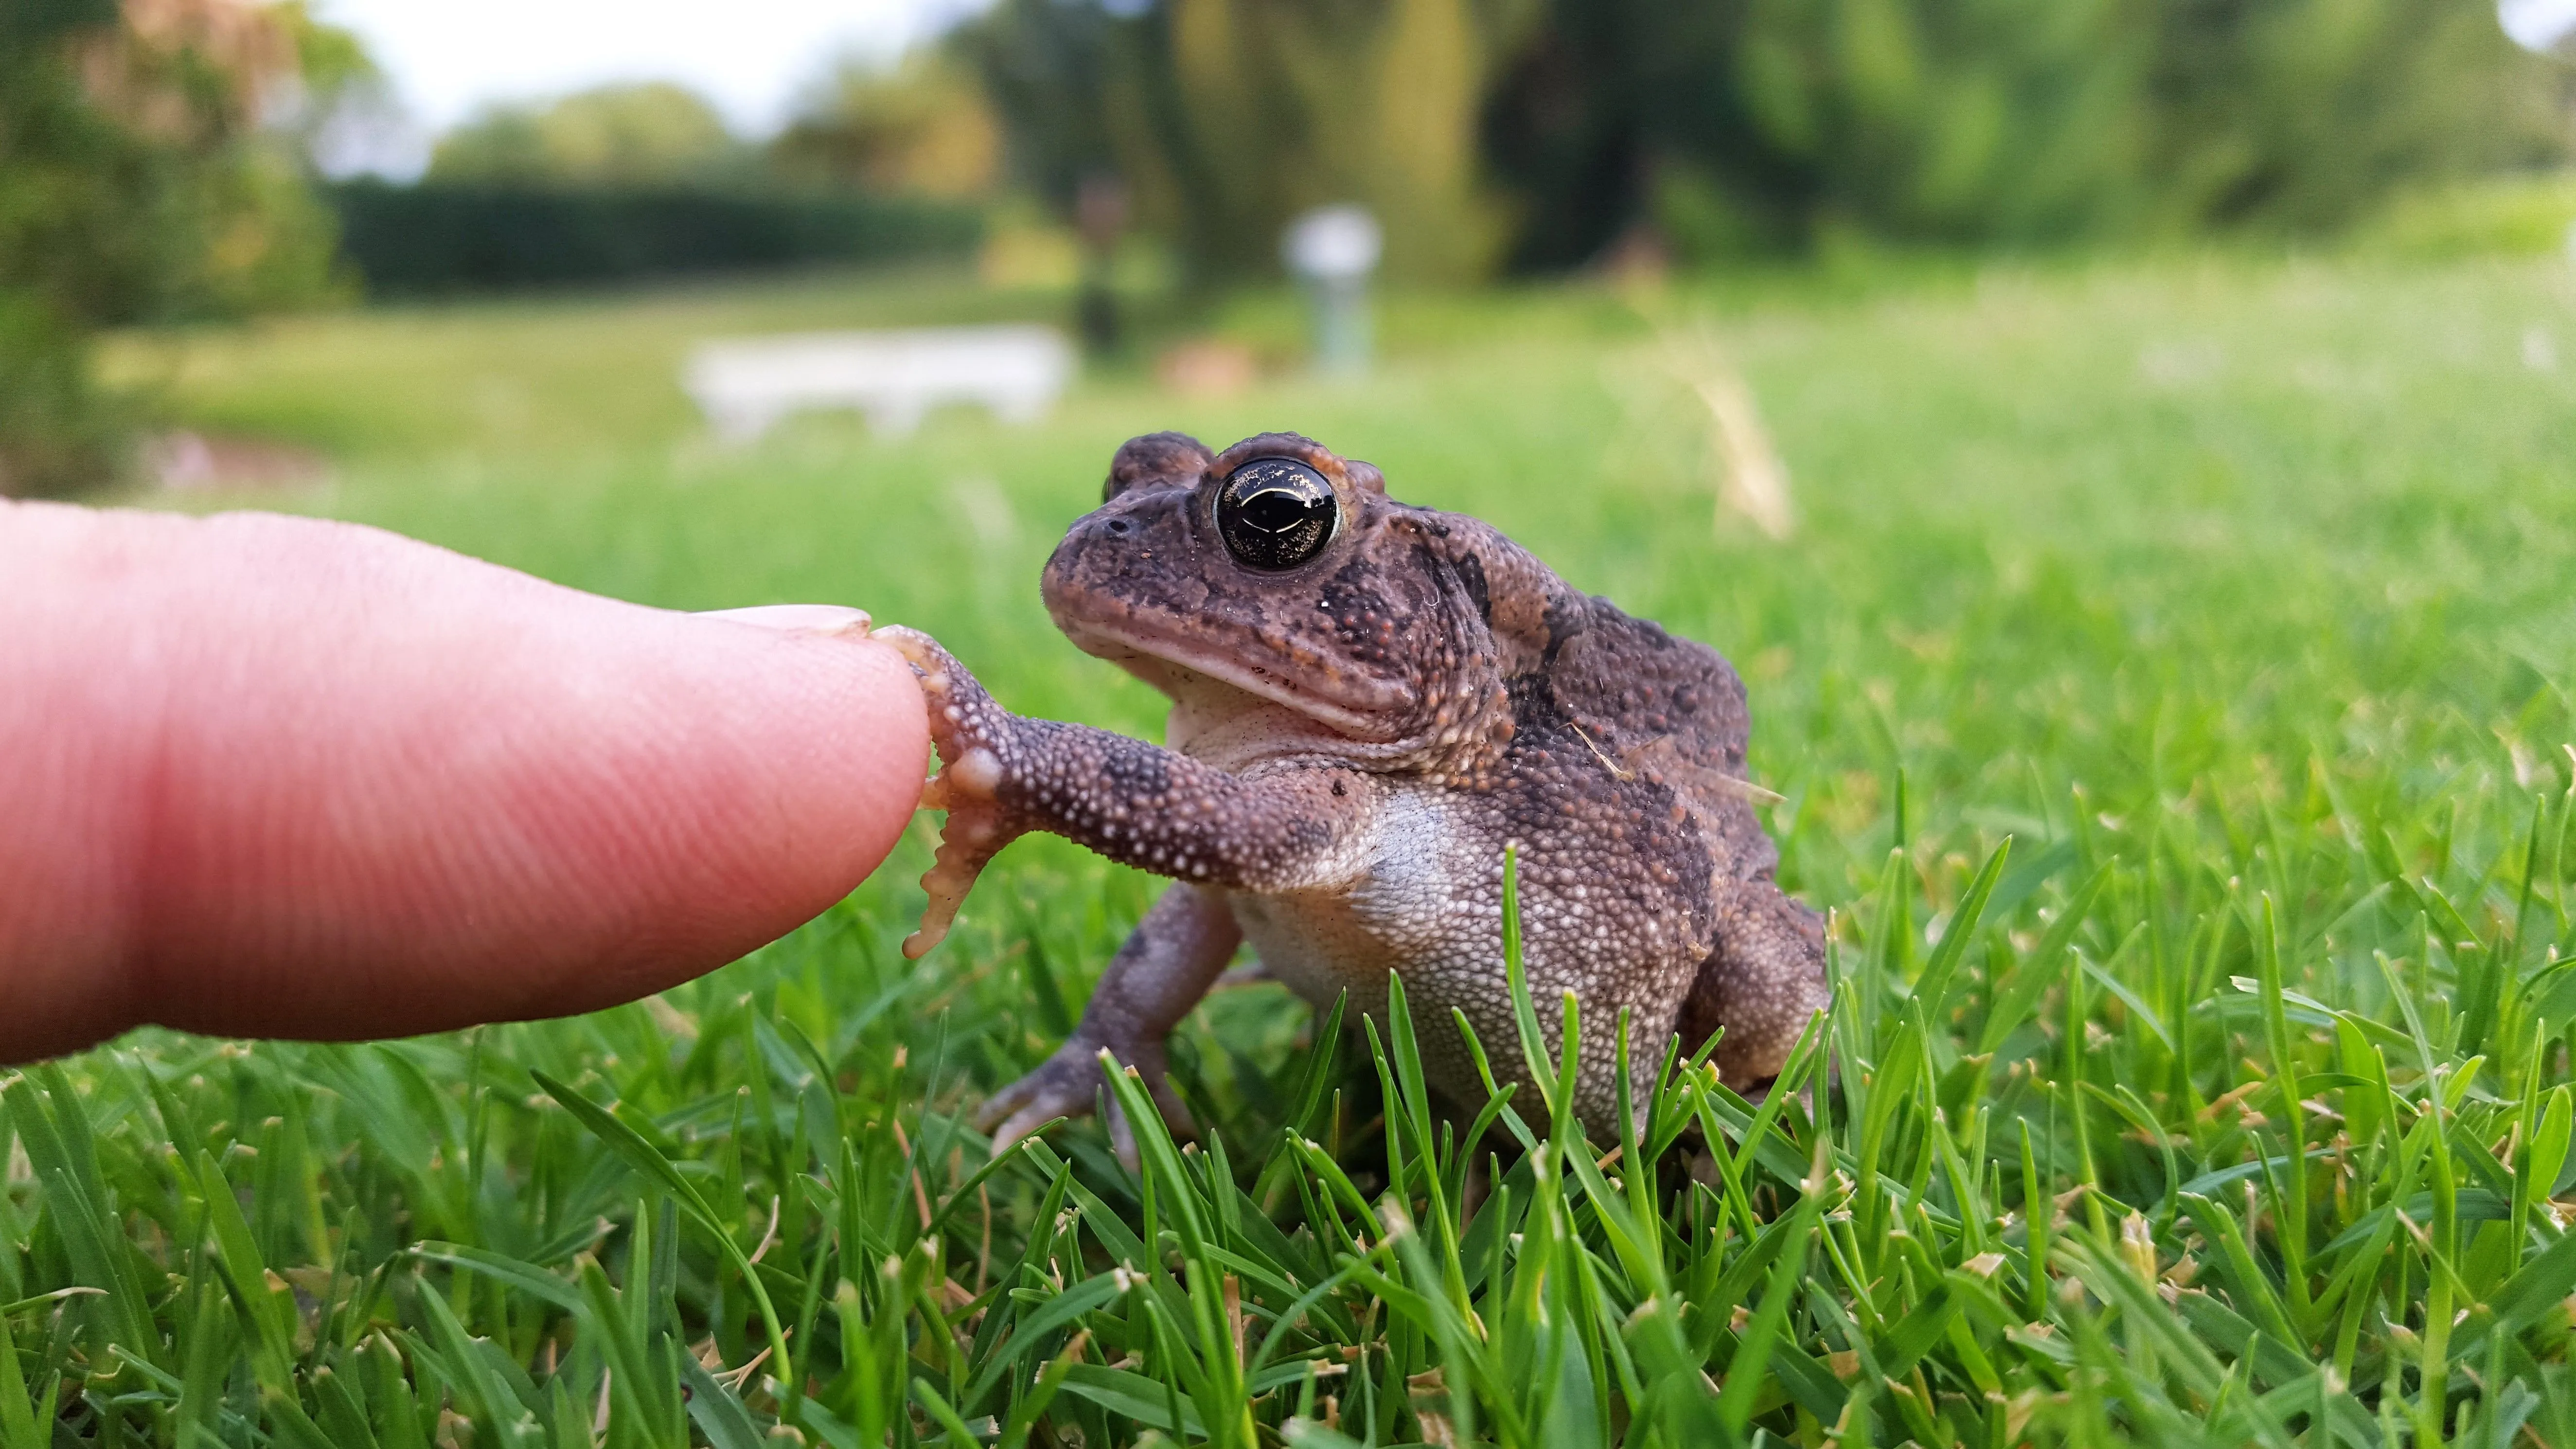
[15,249,2576,1446]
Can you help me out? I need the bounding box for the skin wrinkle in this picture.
[0,501,926,1061]
[5,507,171,1056]
[127,602,185,1032]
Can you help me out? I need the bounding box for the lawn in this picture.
[12,248,2576,1446]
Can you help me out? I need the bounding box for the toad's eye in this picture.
[1216,457,1337,570]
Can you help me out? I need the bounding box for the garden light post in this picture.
[1282,204,1382,376]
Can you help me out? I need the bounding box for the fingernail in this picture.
[697,604,873,638]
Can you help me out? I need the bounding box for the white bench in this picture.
[682,325,1076,443]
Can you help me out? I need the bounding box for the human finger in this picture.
[0,501,928,1061]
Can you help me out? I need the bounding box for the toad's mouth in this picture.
[1055,615,1407,740]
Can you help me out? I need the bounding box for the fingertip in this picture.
[134,526,938,1037]
[488,607,933,1018]
[2,506,947,1057]
[751,626,932,891]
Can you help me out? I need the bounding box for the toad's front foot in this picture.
[878,626,1029,958]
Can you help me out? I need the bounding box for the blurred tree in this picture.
[1480,0,1804,269]
[771,52,1003,200]
[952,0,1121,217]
[430,82,744,186]
[1483,0,2566,262]
[1137,0,1540,284]
[0,0,348,495]
[1728,0,2151,242]
[2143,0,2568,231]
[960,0,1541,286]
[354,72,986,298]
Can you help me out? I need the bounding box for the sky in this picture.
[316,0,977,164]
[318,0,2576,140]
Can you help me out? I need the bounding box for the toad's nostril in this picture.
[1104,517,1135,537]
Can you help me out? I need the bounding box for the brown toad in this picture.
[881,431,1827,1158]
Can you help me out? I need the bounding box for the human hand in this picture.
[0,501,928,1063]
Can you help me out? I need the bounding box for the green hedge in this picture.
[324,180,984,295]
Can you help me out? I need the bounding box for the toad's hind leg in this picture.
[977,883,1244,1165]
[1677,876,1830,1091]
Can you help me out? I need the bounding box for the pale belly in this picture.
[1224,788,1513,1098]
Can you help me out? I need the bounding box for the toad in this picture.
[880,431,1827,1158]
